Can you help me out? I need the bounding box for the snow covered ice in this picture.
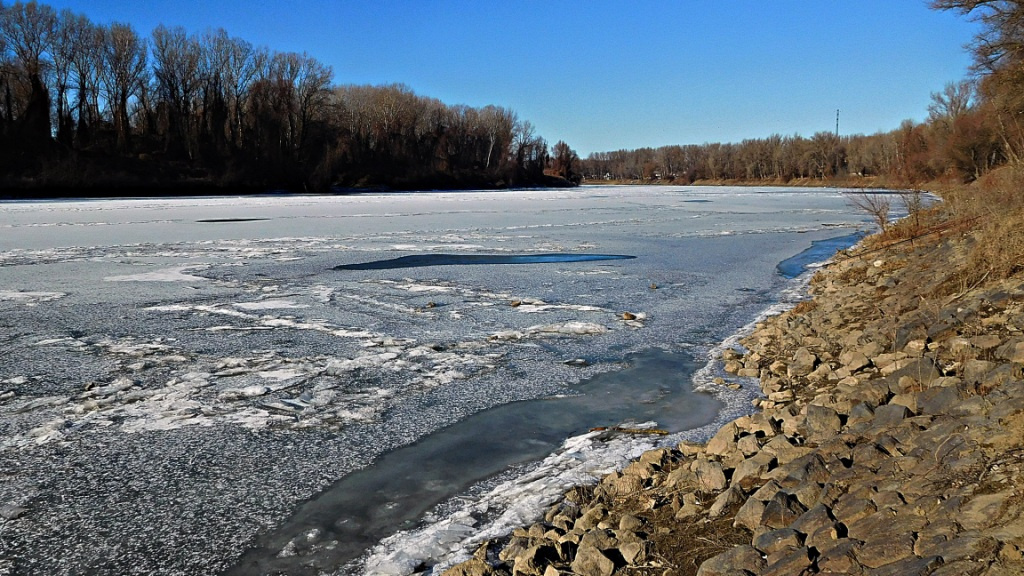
[0,186,878,575]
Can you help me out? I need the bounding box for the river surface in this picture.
[0,186,877,575]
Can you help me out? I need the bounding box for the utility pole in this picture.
[835,109,840,137]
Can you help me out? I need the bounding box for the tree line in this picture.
[581,79,1000,186]
[0,1,575,195]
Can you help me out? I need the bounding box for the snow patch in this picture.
[233,299,310,310]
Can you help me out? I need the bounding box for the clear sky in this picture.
[42,0,980,156]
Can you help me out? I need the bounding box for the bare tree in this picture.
[931,0,1024,72]
[65,12,101,143]
[550,139,580,182]
[292,51,332,149]
[151,24,201,158]
[847,192,892,231]
[2,0,57,145]
[101,22,146,150]
[479,105,515,170]
[928,80,975,125]
[932,1,1024,164]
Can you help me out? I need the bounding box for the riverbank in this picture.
[444,188,1024,575]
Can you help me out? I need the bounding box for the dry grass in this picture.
[642,504,752,576]
[939,166,1024,283]
[850,168,1024,291]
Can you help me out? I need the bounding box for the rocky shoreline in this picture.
[444,225,1024,575]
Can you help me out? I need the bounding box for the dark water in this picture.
[224,348,719,576]
[333,253,636,270]
[197,218,270,223]
[776,232,864,279]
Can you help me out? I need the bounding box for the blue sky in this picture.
[44,0,979,156]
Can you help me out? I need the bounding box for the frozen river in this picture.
[0,186,875,575]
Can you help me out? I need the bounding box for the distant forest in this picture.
[581,78,999,186]
[0,1,583,196]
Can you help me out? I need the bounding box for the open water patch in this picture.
[196,218,270,223]
[225,349,718,575]
[334,253,635,271]
[776,231,864,279]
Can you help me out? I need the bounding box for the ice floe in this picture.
[0,291,65,304]
[105,266,210,282]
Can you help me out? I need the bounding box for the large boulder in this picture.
[788,347,818,377]
[692,458,728,493]
[801,405,841,441]
[731,451,776,491]
[570,544,616,576]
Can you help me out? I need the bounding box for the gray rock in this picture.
[705,423,738,458]
[578,528,618,551]
[753,527,804,555]
[847,510,927,543]
[618,514,643,532]
[832,495,876,526]
[761,435,812,466]
[575,505,608,531]
[570,544,615,576]
[853,531,915,568]
[916,385,964,415]
[866,555,943,576]
[708,485,745,518]
[887,356,940,384]
[919,533,998,563]
[847,401,875,425]
[731,451,776,491]
[802,405,841,441]
[696,544,766,576]
[781,453,832,484]
[995,339,1024,363]
[872,403,911,426]
[962,359,995,384]
[512,544,560,576]
[839,350,870,372]
[761,491,807,529]
[692,458,728,493]
[788,347,818,377]
[736,434,761,456]
[619,541,647,565]
[789,503,833,537]
[814,539,864,574]
[733,496,767,531]
[761,546,813,576]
